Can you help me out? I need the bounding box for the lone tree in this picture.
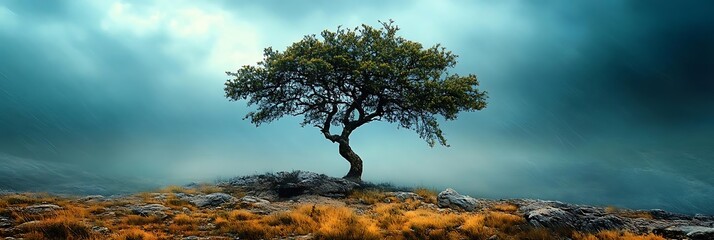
[225,21,487,182]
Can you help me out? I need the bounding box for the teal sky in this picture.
[1,1,713,214]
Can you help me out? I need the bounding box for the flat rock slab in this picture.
[654,225,714,240]
[130,204,169,218]
[221,171,359,200]
[240,196,270,205]
[176,193,237,208]
[23,204,62,214]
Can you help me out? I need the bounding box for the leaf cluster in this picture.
[225,20,487,146]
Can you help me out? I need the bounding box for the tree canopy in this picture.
[225,20,487,181]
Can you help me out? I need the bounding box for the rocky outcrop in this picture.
[525,206,578,228]
[177,193,236,208]
[129,204,169,219]
[220,171,359,200]
[514,199,714,235]
[654,225,714,240]
[518,200,632,232]
[649,209,693,220]
[437,188,480,211]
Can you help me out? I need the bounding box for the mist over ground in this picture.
[1,1,713,214]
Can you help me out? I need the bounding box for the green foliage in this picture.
[225,20,487,146]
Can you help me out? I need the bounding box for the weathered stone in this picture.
[694,214,714,221]
[221,171,359,200]
[186,193,236,208]
[654,225,714,240]
[649,209,692,220]
[581,215,626,232]
[130,204,169,218]
[437,188,479,211]
[23,204,62,214]
[15,220,40,229]
[92,226,109,234]
[0,216,12,228]
[525,206,577,229]
[240,195,270,205]
[387,192,421,201]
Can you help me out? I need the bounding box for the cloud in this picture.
[100,1,263,76]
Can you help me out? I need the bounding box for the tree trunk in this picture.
[339,142,363,183]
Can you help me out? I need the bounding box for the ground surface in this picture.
[0,171,711,240]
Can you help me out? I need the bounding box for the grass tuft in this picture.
[605,206,654,219]
[124,215,162,225]
[491,202,518,212]
[17,216,93,240]
[349,189,388,205]
[413,187,438,204]
[113,228,159,240]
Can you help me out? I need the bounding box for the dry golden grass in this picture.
[172,213,197,225]
[10,203,88,225]
[349,189,389,204]
[605,206,654,219]
[113,228,159,240]
[159,183,223,195]
[491,202,519,212]
[215,204,382,239]
[227,209,258,220]
[221,219,271,239]
[263,209,317,234]
[0,190,669,240]
[401,209,464,239]
[135,192,162,205]
[373,202,408,233]
[484,211,524,229]
[314,213,382,240]
[300,205,382,240]
[573,230,666,240]
[163,194,193,210]
[514,227,554,240]
[86,205,105,214]
[413,187,438,204]
[461,214,496,239]
[220,185,248,198]
[159,185,197,194]
[16,215,96,240]
[124,215,162,225]
[2,193,66,206]
[194,184,224,194]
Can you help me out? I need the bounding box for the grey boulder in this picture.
[185,193,236,208]
[130,204,169,218]
[525,206,578,229]
[654,225,714,240]
[437,188,479,211]
[221,171,359,200]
